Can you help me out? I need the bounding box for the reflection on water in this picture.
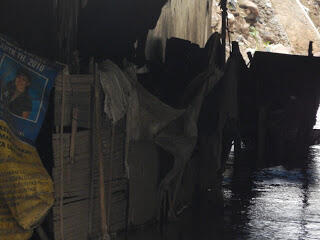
[118,145,320,240]
[221,145,320,240]
[244,148,320,240]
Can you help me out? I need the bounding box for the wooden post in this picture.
[220,0,228,65]
[106,125,115,230]
[234,135,242,163]
[65,106,78,184]
[258,107,266,167]
[256,56,266,167]
[70,107,78,164]
[233,42,242,163]
[94,63,110,240]
[88,70,95,238]
[308,41,313,56]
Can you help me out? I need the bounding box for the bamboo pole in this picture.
[70,107,78,164]
[106,125,115,229]
[94,63,110,240]
[309,41,313,56]
[88,70,95,238]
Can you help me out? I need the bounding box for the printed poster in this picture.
[0,35,60,143]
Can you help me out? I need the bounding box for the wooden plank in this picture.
[52,70,128,239]
[54,74,93,128]
[94,64,109,239]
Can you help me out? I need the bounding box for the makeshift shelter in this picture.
[15,1,214,239]
[1,1,320,240]
[50,32,226,238]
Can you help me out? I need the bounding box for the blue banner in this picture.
[0,35,61,143]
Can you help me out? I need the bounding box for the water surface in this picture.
[117,145,320,240]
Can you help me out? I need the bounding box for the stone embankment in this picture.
[212,0,320,60]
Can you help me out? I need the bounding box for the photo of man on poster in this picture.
[3,68,32,119]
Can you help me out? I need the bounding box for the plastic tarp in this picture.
[99,46,223,214]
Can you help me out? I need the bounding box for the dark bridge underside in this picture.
[0,0,167,62]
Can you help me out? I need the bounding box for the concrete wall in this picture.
[146,0,212,61]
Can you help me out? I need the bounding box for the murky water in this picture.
[116,144,320,240]
[227,146,320,240]
[117,115,320,240]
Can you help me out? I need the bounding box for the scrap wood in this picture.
[70,107,79,164]
[54,74,92,128]
[106,126,115,228]
[156,35,224,219]
[52,69,128,238]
